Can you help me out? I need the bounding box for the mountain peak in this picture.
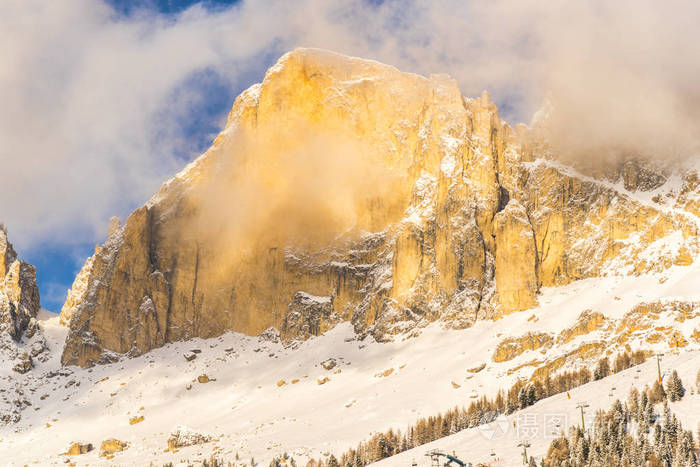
[58,50,697,368]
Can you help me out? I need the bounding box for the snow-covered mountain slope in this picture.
[2,264,700,465]
[375,351,700,467]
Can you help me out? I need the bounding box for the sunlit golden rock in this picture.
[0,227,40,342]
[59,48,698,367]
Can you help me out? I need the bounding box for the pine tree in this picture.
[654,423,663,448]
[650,379,666,403]
[639,389,649,423]
[518,387,528,409]
[666,370,684,401]
[526,384,537,406]
[675,430,694,465]
[594,357,610,380]
[628,387,640,420]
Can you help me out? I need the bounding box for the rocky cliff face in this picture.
[59,48,699,367]
[0,226,40,341]
[0,225,46,378]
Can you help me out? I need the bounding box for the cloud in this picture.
[0,0,284,249]
[2,0,699,252]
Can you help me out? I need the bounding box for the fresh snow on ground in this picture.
[376,350,700,466]
[1,264,699,465]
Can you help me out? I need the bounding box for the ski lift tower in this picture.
[576,402,590,432]
[656,353,664,383]
[427,449,442,467]
[425,449,468,467]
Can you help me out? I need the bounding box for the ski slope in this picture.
[1,264,699,465]
[375,351,700,466]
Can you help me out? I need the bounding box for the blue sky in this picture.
[106,0,238,16]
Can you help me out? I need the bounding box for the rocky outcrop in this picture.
[558,310,608,345]
[281,292,339,340]
[167,425,212,450]
[0,227,46,388]
[0,226,40,344]
[12,351,32,374]
[59,48,698,367]
[99,438,128,457]
[493,332,553,363]
[64,442,93,456]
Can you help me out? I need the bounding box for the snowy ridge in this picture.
[525,158,700,226]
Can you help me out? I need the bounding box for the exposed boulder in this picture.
[64,442,93,456]
[99,438,128,457]
[197,374,210,384]
[320,358,337,370]
[12,351,32,374]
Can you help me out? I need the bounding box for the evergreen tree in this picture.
[526,384,537,406]
[666,370,684,401]
[650,379,666,403]
[330,350,650,466]
[639,389,649,424]
[645,400,656,427]
[543,385,697,467]
[518,387,528,409]
[628,387,640,420]
[594,357,610,380]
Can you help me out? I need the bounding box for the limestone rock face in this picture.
[59,48,698,367]
[0,226,40,342]
[493,200,538,313]
[0,227,46,386]
[59,255,94,326]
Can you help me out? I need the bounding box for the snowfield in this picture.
[1,264,700,466]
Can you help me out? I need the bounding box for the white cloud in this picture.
[2,0,699,250]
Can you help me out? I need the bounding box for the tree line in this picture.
[181,350,670,467]
[543,370,696,466]
[299,351,648,467]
